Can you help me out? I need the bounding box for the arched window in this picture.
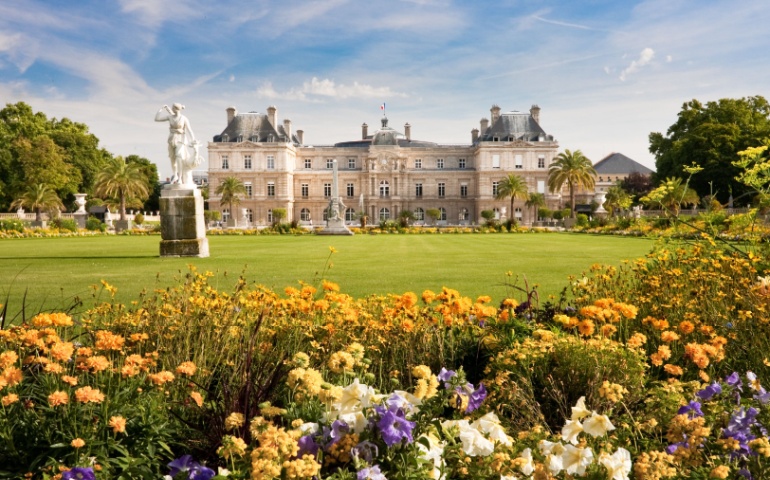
[300,208,311,221]
[439,207,447,221]
[379,208,390,221]
[515,207,523,219]
[493,207,501,220]
[414,207,425,221]
[345,208,356,222]
[379,181,390,198]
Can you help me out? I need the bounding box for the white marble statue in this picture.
[155,103,203,186]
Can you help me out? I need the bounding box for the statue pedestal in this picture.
[159,186,209,257]
[318,217,353,236]
[74,213,87,229]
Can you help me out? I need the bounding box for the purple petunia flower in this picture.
[725,372,743,391]
[357,464,388,480]
[466,383,487,413]
[677,400,704,418]
[375,404,416,447]
[437,368,456,386]
[168,455,215,480]
[696,382,722,401]
[351,440,379,464]
[190,466,216,480]
[62,467,95,480]
[298,434,320,457]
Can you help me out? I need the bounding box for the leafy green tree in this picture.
[398,209,415,227]
[15,136,79,199]
[272,208,287,226]
[650,96,770,204]
[426,208,441,225]
[125,155,160,212]
[94,156,150,222]
[640,177,699,216]
[525,192,546,221]
[620,172,653,202]
[480,209,496,225]
[548,149,596,218]
[10,183,64,222]
[603,184,633,217]
[215,176,246,222]
[495,174,529,219]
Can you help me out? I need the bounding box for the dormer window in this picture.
[267,134,274,142]
[251,135,258,142]
[237,135,243,142]
[222,134,229,142]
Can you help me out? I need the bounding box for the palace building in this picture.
[207,104,565,226]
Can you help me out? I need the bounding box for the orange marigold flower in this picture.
[74,386,105,404]
[129,333,149,342]
[2,366,23,387]
[121,364,140,378]
[48,391,69,407]
[601,324,617,337]
[71,438,85,448]
[613,302,638,319]
[148,371,175,385]
[76,347,93,357]
[678,321,695,335]
[190,391,204,407]
[124,354,145,366]
[50,313,73,327]
[95,331,125,351]
[49,342,75,362]
[322,280,340,292]
[109,416,127,434]
[2,393,19,406]
[664,364,684,376]
[501,298,519,309]
[61,375,78,386]
[176,361,197,377]
[422,290,436,304]
[627,332,647,348]
[578,319,595,337]
[660,331,681,343]
[0,351,18,369]
[44,362,64,374]
[401,319,414,332]
[85,355,111,373]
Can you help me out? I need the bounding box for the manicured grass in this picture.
[0,233,657,318]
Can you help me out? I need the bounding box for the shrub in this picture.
[576,213,589,227]
[86,216,107,232]
[50,218,78,232]
[133,213,145,225]
[538,207,553,220]
[0,219,24,232]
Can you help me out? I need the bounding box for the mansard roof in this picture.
[213,112,300,144]
[334,116,438,148]
[594,152,654,175]
[479,111,551,142]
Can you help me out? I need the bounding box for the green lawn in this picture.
[0,233,657,318]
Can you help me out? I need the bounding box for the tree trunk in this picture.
[120,195,127,222]
[569,183,576,218]
[35,208,42,222]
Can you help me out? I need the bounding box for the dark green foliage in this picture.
[0,219,24,232]
[576,213,589,227]
[86,216,107,232]
[50,218,78,232]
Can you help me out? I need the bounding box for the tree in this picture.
[495,174,529,220]
[426,208,441,225]
[94,156,150,222]
[548,149,596,218]
[525,192,546,221]
[603,184,633,217]
[398,209,415,228]
[640,177,699,216]
[620,172,653,202]
[10,183,64,222]
[272,208,287,226]
[125,155,160,212]
[215,176,246,222]
[650,96,770,205]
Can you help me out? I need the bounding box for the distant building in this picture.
[207,104,568,226]
[593,152,654,193]
[192,170,208,186]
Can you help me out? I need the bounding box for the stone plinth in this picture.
[317,217,353,236]
[159,186,209,257]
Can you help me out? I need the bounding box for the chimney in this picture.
[267,105,277,128]
[471,128,479,143]
[404,123,411,141]
[530,104,541,124]
[283,119,292,141]
[296,129,304,145]
[480,117,489,133]
[362,122,368,140]
[490,105,501,124]
[226,106,237,125]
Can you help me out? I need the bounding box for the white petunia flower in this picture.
[538,440,565,475]
[562,444,594,476]
[457,424,495,456]
[518,448,535,476]
[472,412,512,446]
[417,433,446,480]
[561,419,584,444]
[599,447,632,480]
[583,412,615,438]
[571,396,592,421]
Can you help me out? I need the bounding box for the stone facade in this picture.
[208,105,565,226]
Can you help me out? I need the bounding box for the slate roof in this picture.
[593,153,654,175]
[478,111,553,143]
[212,112,301,145]
[334,117,438,148]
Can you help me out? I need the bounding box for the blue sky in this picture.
[1,0,769,180]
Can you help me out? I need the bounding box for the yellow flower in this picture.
[148,371,175,385]
[176,361,197,376]
[0,351,18,369]
[578,319,595,337]
[1,393,19,406]
[225,412,246,431]
[48,391,69,407]
[2,366,22,387]
[327,351,355,374]
[190,391,204,407]
[109,416,127,434]
[61,375,78,386]
[74,386,105,404]
[412,365,432,379]
[94,330,125,351]
[71,438,85,448]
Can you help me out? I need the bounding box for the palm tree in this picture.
[495,174,529,220]
[94,156,149,222]
[525,192,546,221]
[603,184,633,217]
[11,183,64,222]
[215,176,247,223]
[547,149,596,218]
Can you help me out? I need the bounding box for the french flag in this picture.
[380,103,386,111]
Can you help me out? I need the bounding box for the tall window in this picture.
[324,183,332,198]
[301,183,309,198]
[492,181,499,196]
[459,158,466,169]
[267,182,275,197]
[267,209,273,223]
[515,154,523,169]
[415,183,423,197]
[439,207,447,221]
[537,180,545,194]
[438,182,445,198]
[347,183,354,197]
[414,207,425,221]
[437,158,444,169]
[245,182,252,198]
[492,154,500,169]
[304,159,312,169]
[221,155,229,169]
[326,159,334,169]
[348,158,356,169]
[415,158,422,169]
[300,208,311,221]
[345,208,356,222]
[379,208,390,221]
[267,155,275,170]
[244,155,252,169]
[460,208,469,221]
[222,208,230,222]
[460,184,468,198]
[515,207,523,219]
[379,181,390,197]
[246,208,253,223]
[538,156,545,169]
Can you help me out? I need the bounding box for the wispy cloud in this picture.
[619,47,655,81]
[257,77,407,101]
[118,0,200,27]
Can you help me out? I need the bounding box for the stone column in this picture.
[159,185,209,257]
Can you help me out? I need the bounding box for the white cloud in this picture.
[118,0,197,27]
[257,77,407,101]
[619,47,655,81]
[666,55,672,62]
